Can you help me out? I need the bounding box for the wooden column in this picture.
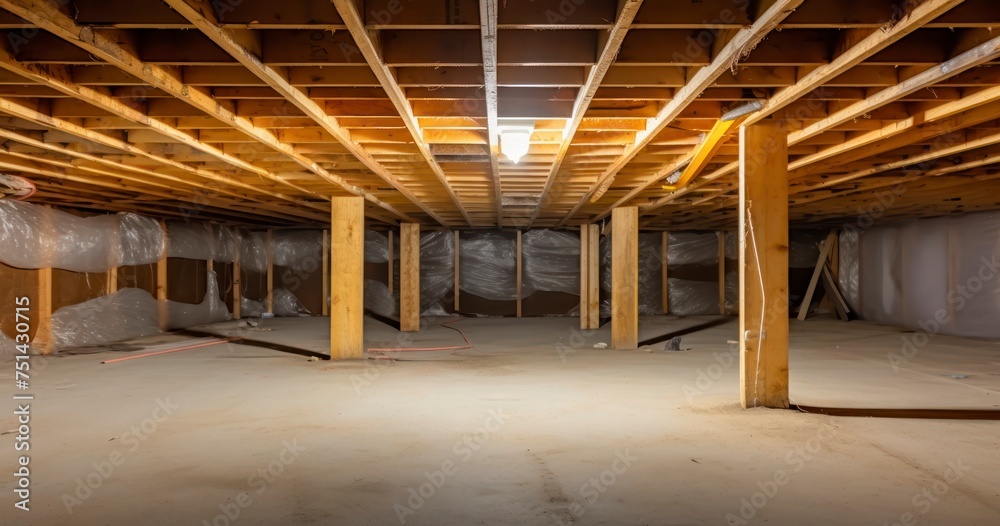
[400,223,421,332]
[586,224,599,330]
[321,229,330,316]
[516,230,522,318]
[232,255,241,320]
[35,266,52,354]
[738,121,789,409]
[330,197,365,359]
[156,220,169,331]
[580,225,590,329]
[611,207,639,349]
[718,231,727,315]
[387,230,394,294]
[266,229,274,314]
[106,266,118,295]
[661,232,669,314]
[454,231,460,311]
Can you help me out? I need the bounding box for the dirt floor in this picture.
[1,315,998,525]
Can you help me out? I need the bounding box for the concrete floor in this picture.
[1,316,999,525]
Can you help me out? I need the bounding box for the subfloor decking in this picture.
[1,317,998,525]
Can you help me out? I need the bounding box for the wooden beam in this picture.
[739,121,789,409]
[387,230,395,295]
[797,231,840,320]
[516,229,522,318]
[322,230,330,317]
[612,207,639,349]
[330,197,365,360]
[529,0,645,226]
[331,0,473,226]
[587,224,600,330]
[717,231,726,316]
[157,220,169,331]
[232,255,241,320]
[790,32,1000,145]
[559,0,804,225]
[661,232,669,315]
[479,0,504,226]
[0,0,415,222]
[106,266,118,295]
[454,231,460,312]
[745,0,967,127]
[580,224,590,329]
[162,0,455,226]
[266,229,274,314]
[400,223,421,332]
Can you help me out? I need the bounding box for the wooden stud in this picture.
[106,266,118,295]
[718,231,727,316]
[611,207,639,349]
[232,255,241,320]
[587,224,600,330]
[35,266,52,354]
[661,232,669,314]
[157,220,169,331]
[400,223,421,332]
[516,230,522,318]
[387,230,395,295]
[797,230,838,321]
[321,230,330,317]
[580,225,590,329]
[454,231,460,312]
[266,229,274,314]
[738,121,789,409]
[330,197,365,360]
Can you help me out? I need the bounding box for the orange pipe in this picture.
[101,338,236,364]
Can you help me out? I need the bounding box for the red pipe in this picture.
[101,338,237,364]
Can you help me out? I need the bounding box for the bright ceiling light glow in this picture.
[500,130,531,164]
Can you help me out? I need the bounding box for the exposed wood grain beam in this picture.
[162,0,452,226]
[557,0,804,226]
[479,0,504,226]
[592,151,697,222]
[744,0,966,126]
[0,0,415,222]
[331,0,473,226]
[791,31,1000,144]
[527,0,644,227]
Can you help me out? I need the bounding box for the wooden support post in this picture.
[718,231,727,315]
[612,207,639,349]
[106,266,118,295]
[387,230,395,294]
[266,229,274,314]
[587,224,600,330]
[661,232,669,314]
[157,220,169,331]
[321,229,330,317]
[232,255,241,320]
[454,230,460,312]
[738,121,789,409]
[400,223,421,332]
[580,225,590,329]
[35,266,52,354]
[330,197,365,359]
[516,230,522,318]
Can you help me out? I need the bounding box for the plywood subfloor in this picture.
[1,316,998,525]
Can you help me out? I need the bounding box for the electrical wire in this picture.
[366,318,473,357]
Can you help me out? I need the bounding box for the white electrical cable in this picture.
[746,205,767,408]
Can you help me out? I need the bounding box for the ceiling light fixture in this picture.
[498,121,534,164]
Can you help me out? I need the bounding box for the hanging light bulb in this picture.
[500,130,531,164]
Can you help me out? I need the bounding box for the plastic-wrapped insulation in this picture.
[420,230,455,312]
[364,279,398,318]
[272,230,323,269]
[461,231,519,301]
[50,288,160,350]
[724,231,738,261]
[239,230,268,274]
[522,229,579,295]
[167,271,232,328]
[839,228,860,313]
[725,270,739,315]
[0,330,19,359]
[667,232,719,265]
[119,214,166,266]
[789,230,826,269]
[365,230,391,263]
[167,222,217,260]
[856,212,1000,338]
[638,233,665,315]
[211,225,241,263]
[239,288,312,317]
[667,278,721,316]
